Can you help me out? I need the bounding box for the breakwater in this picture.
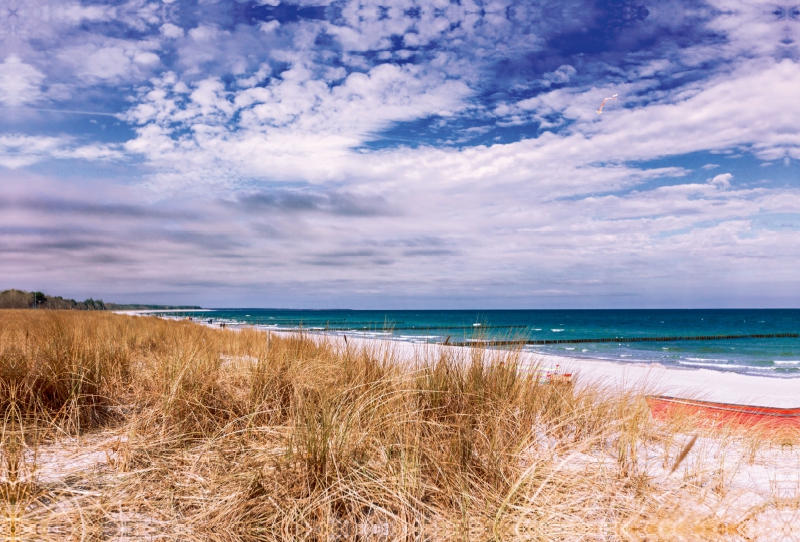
[458,333,800,346]
[314,325,527,331]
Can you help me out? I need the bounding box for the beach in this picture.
[3,311,798,540]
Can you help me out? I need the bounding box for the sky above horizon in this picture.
[1,0,799,309]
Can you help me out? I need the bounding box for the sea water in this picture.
[162,309,800,377]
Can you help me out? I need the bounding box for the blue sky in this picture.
[1,0,799,308]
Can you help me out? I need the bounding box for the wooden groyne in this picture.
[311,325,527,331]
[458,333,799,347]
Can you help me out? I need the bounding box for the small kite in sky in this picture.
[596,93,618,114]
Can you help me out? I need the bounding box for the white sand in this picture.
[549,354,799,408]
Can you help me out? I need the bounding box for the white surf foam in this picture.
[678,361,773,370]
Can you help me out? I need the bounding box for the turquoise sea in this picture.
[162,309,800,377]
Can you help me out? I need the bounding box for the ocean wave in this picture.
[773,360,800,365]
[685,357,729,362]
[551,329,564,332]
[678,361,773,370]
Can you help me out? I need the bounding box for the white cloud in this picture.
[635,59,672,78]
[542,65,576,86]
[502,58,800,164]
[0,134,122,169]
[53,37,165,84]
[54,144,124,162]
[189,25,222,42]
[0,134,64,169]
[79,47,135,79]
[160,23,184,39]
[134,52,161,66]
[708,172,732,189]
[0,55,44,105]
[123,61,473,189]
[54,4,113,24]
[259,21,280,33]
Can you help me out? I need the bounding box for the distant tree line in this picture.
[0,289,201,311]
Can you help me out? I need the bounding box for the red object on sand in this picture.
[547,373,573,384]
[544,364,573,384]
[647,395,800,431]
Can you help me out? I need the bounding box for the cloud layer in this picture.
[1,0,799,307]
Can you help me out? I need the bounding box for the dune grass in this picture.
[0,310,797,541]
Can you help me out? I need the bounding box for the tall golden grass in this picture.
[0,310,796,540]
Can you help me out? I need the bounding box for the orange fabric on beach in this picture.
[648,395,800,431]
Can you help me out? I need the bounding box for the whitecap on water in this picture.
[678,360,772,370]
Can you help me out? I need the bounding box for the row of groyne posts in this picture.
[456,333,800,347]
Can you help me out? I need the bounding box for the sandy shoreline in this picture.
[538,350,799,408]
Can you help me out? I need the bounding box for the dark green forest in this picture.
[0,289,200,310]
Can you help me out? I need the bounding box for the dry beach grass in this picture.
[0,311,797,541]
